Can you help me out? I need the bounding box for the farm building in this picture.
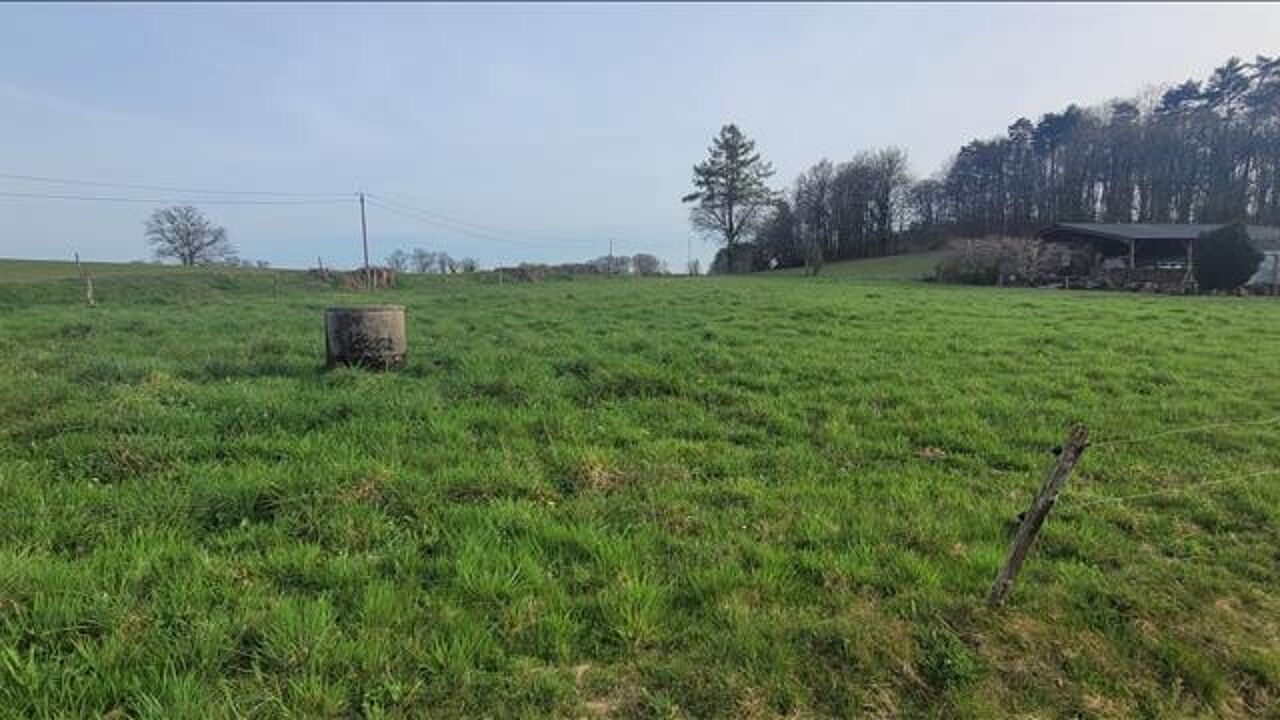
[1035,223,1280,291]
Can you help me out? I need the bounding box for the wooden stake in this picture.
[1185,238,1195,289]
[987,424,1089,607]
[75,252,95,307]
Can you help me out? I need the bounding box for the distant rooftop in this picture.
[1039,223,1280,249]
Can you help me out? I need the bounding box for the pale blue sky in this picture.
[1,3,1277,269]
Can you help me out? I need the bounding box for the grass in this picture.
[0,259,174,283]
[1,260,1279,717]
[761,251,949,280]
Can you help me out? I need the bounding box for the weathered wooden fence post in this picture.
[75,252,95,307]
[987,424,1089,607]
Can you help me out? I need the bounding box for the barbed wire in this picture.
[1059,414,1280,508]
[1087,414,1280,449]
[1062,468,1278,509]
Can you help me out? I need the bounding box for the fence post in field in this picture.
[987,424,1089,607]
[75,252,95,307]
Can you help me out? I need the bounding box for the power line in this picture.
[364,196,582,250]
[1090,415,1280,449]
[368,193,598,246]
[371,192,598,245]
[365,197,544,248]
[0,168,605,248]
[0,190,352,206]
[0,168,616,261]
[0,170,350,198]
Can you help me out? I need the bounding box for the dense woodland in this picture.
[727,54,1280,272]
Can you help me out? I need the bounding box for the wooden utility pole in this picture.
[987,424,1089,607]
[359,191,371,291]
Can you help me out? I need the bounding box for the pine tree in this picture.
[682,125,775,273]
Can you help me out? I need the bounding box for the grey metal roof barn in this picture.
[1038,223,1280,251]
[1031,222,1280,291]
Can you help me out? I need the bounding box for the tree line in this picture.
[140,205,673,278]
[930,54,1280,238]
[686,54,1280,273]
[684,127,917,274]
[495,253,670,278]
[757,147,911,273]
[384,248,479,274]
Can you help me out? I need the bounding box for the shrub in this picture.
[934,250,1000,285]
[1195,224,1262,291]
[933,237,1031,285]
[709,242,765,274]
[935,236,1087,286]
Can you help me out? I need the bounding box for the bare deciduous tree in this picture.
[870,147,911,254]
[632,253,664,276]
[144,206,234,266]
[794,160,837,274]
[385,249,410,272]
[411,248,436,273]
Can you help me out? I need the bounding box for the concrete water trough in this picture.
[324,305,407,370]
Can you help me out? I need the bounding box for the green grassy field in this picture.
[1,259,1278,718]
[0,258,253,283]
[761,251,948,280]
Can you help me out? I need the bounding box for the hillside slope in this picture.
[760,251,948,280]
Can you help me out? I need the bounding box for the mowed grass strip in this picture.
[1,262,1278,717]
